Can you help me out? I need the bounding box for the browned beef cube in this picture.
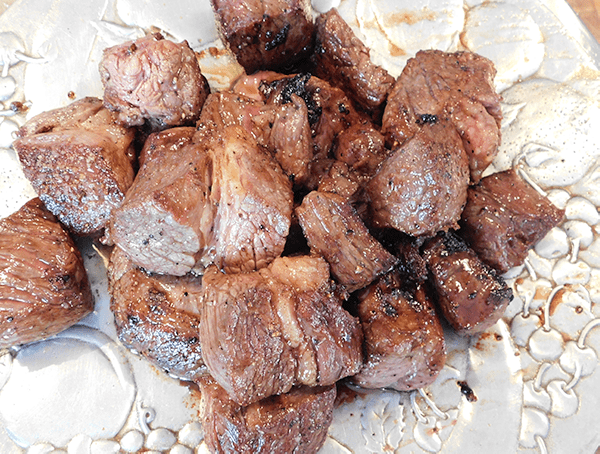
[423,231,513,335]
[333,122,388,176]
[199,375,335,454]
[108,247,205,381]
[382,50,502,182]
[313,8,395,117]
[316,161,361,201]
[14,97,136,236]
[110,124,292,276]
[0,198,93,347]
[459,169,565,273]
[211,0,315,74]
[100,33,210,130]
[351,272,446,391]
[199,256,363,406]
[365,120,469,237]
[296,191,397,293]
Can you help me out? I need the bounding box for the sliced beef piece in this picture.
[382,50,502,182]
[14,97,136,236]
[365,120,469,237]
[423,231,513,336]
[199,256,363,406]
[313,8,395,117]
[199,375,335,454]
[100,33,210,130]
[296,191,397,293]
[110,125,292,276]
[211,0,315,74]
[108,247,206,381]
[0,198,93,348]
[459,169,565,273]
[351,271,446,391]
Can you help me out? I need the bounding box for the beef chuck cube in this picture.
[100,33,210,130]
[296,191,397,293]
[199,256,362,406]
[211,0,315,74]
[459,169,565,273]
[313,8,395,117]
[14,97,136,236]
[334,123,388,177]
[382,50,502,182]
[423,231,513,336]
[365,120,469,237]
[316,161,362,201]
[351,271,446,391]
[110,125,292,276]
[0,198,93,348]
[108,247,206,381]
[199,376,336,454]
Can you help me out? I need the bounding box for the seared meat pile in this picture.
[0,198,93,347]
[7,5,569,454]
[199,256,362,406]
[210,0,315,74]
[13,97,136,236]
[100,33,211,130]
[199,375,336,454]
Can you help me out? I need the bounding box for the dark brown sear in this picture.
[210,0,315,74]
[100,33,210,130]
[13,97,136,236]
[0,198,94,348]
[108,247,206,381]
[459,168,565,273]
[351,271,446,391]
[423,231,513,335]
[199,256,363,406]
[199,375,336,454]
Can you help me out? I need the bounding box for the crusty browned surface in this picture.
[365,120,469,237]
[211,0,315,74]
[351,272,446,391]
[199,256,362,406]
[108,247,206,381]
[199,375,336,454]
[100,33,210,129]
[423,231,513,335]
[0,198,93,347]
[14,97,136,236]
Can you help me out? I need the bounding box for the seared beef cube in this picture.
[316,161,361,201]
[199,376,335,454]
[365,121,469,237]
[110,125,292,276]
[100,33,210,130]
[296,191,397,293]
[313,9,395,117]
[0,198,93,347]
[351,272,446,391]
[424,231,513,335]
[199,256,363,406]
[382,50,502,182]
[459,169,565,273]
[14,97,135,236]
[108,247,206,381]
[334,122,388,177]
[211,0,315,74]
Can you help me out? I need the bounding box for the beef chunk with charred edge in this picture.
[199,256,363,406]
[199,375,336,454]
[296,191,398,293]
[312,8,395,118]
[100,33,210,130]
[382,49,502,183]
[351,271,446,391]
[423,231,513,336]
[108,247,206,381]
[211,0,315,74]
[14,97,136,236]
[0,198,94,348]
[459,168,565,273]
